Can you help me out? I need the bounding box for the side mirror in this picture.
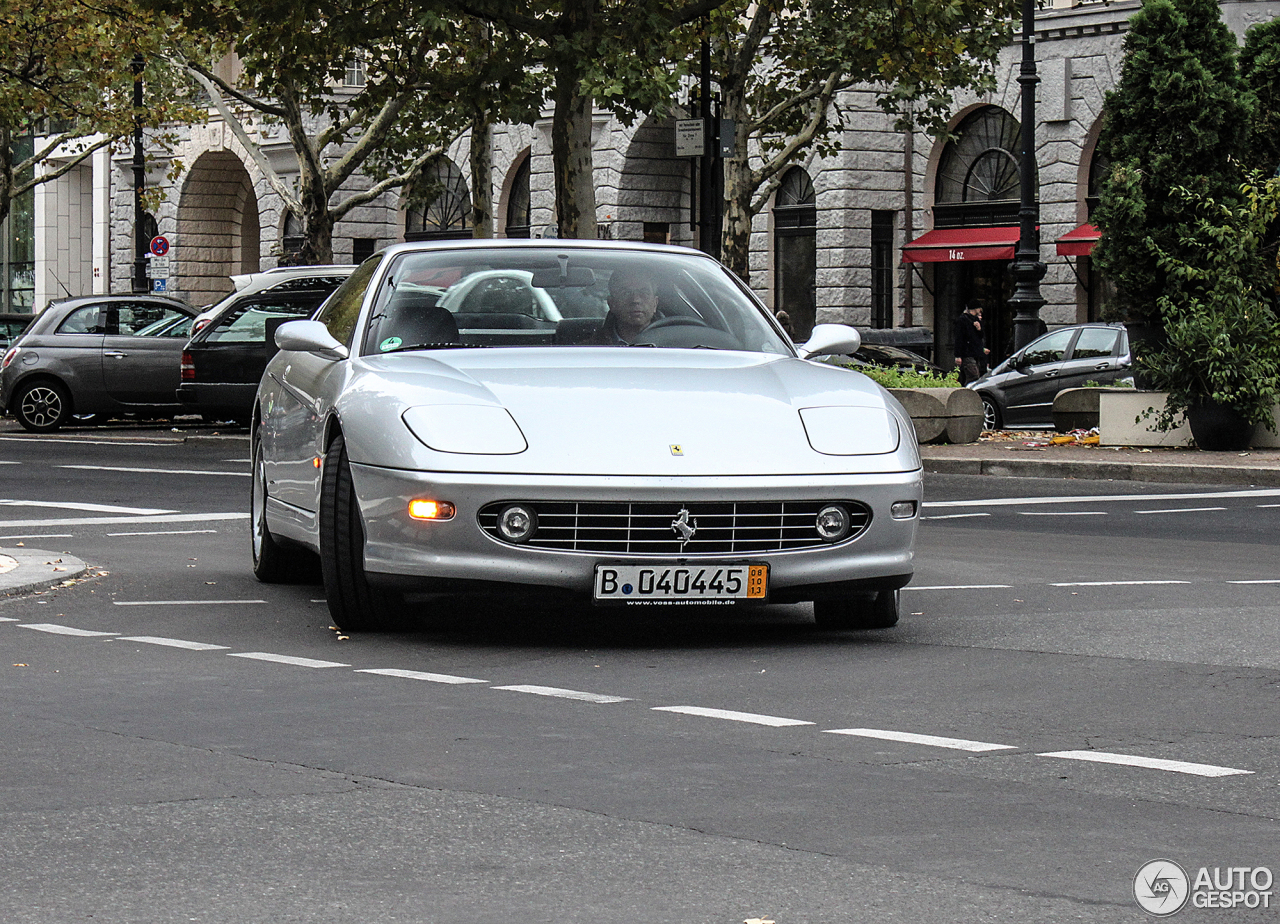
[800,323,862,360]
[274,320,349,361]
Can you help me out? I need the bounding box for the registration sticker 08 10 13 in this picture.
[594,563,768,605]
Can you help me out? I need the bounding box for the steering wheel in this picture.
[643,315,709,331]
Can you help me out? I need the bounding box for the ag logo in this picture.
[1135,859,1190,916]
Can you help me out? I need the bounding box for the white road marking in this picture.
[1135,507,1227,515]
[0,460,17,464]
[0,617,19,622]
[652,705,813,727]
[0,513,248,528]
[228,652,350,669]
[107,529,218,537]
[922,513,991,520]
[19,624,117,637]
[1228,579,1280,584]
[116,636,230,651]
[493,684,630,704]
[1051,580,1191,587]
[1038,750,1252,777]
[59,465,249,477]
[112,599,266,606]
[0,499,175,515]
[926,488,1280,509]
[905,584,1011,591]
[0,436,175,447]
[1018,511,1108,517]
[0,534,74,540]
[824,728,1017,752]
[356,668,487,684]
[1256,504,1280,508]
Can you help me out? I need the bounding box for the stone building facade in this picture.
[19,0,1279,367]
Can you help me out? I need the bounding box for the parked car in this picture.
[190,264,358,333]
[968,323,1131,429]
[251,240,922,633]
[0,295,195,432]
[1,312,35,351]
[179,267,355,423]
[823,342,944,376]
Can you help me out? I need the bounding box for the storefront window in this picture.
[3,134,35,312]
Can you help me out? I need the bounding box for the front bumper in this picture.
[347,464,921,600]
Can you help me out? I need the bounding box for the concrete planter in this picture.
[888,387,984,445]
[1096,390,1280,448]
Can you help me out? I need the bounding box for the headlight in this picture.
[798,406,900,455]
[402,405,527,455]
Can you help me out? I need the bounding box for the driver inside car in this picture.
[588,268,660,344]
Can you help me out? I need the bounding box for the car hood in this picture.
[340,348,917,476]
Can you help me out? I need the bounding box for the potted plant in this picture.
[1136,175,1280,450]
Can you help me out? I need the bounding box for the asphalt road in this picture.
[1,423,1277,923]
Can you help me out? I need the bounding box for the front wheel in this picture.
[981,396,1002,431]
[319,434,403,631]
[813,589,900,631]
[15,380,72,433]
[251,435,319,583]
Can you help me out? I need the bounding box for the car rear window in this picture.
[202,297,321,344]
[57,305,106,334]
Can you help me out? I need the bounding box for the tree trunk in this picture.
[0,124,13,230]
[551,63,597,240]
[719,90,754,282]
[470,109,493,238]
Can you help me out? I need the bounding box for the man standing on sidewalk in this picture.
[954,301,989,385]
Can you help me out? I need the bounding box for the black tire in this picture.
[981,396,1002,431]
[14,379,72,433]
[251,435,320,584]
[813,588,900,631]
[319,433,402,631]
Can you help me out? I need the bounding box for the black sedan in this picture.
[0,295,195,432]
[968,323,1131,429]
[178,275,350,424]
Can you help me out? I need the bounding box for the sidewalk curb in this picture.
[0,548,88,598]
[922,455,1280,487]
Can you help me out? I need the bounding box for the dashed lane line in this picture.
[924,488,1280,509]
[1038,750,1252,778]
[113,599,267,606]
[0,513,248,528]
[652,705,814,727]
[0,534,74,541]
[227,652,350,669]
[905,584,1012,591]
[0,499,175,515]
[1135,507,1228,515]
[356,668,487,684]
[107,529,220,537]
[59,465,250,477]
[116,636,231,651]
[824,728,1017,752]
[19,624,117,637]
[1050,580,1192,587]
[1017,511,1108,517]
[494,684,630,704]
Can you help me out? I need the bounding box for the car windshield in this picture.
[361,249,793,356]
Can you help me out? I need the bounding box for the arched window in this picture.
[773,166,817,341]
[935,106,1029,227]
[406,159,472,241]
[505,156,531,239]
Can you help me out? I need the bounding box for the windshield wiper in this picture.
[384,342,482,353]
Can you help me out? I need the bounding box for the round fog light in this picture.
[498,504,538,543]
[815,505,851,542]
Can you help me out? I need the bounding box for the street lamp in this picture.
[131,55,148,295]
[1008,0,1046,352]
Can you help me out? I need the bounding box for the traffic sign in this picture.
[150,235,170,257]
[152,278,167,292]
[147,256,170,279]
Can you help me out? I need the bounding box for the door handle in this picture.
[104,351,128,358]
[1095,363,1110,370]
[1044,370,1058,377]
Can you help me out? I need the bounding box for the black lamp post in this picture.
[131,55,148,295]
[1008,0,1046,352]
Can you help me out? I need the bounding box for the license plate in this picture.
[593,563,768,605]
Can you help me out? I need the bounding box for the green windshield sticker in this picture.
[379,336,403,352]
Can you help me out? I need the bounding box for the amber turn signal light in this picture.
[408,499,456,520]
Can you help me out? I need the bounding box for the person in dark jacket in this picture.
[953,302,989,385]
[587,268,660,344]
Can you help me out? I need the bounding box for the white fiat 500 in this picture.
[252,241,921,631]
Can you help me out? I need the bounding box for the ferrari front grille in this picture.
[478,500,871,555]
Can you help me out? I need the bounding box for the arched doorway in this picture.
[405,158,471,240]
[615,116,691,245]
[176,150,261,308]
[929,105,1028,364]
[773,167,817,341]
[504,154,531,239]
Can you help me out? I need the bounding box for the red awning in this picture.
[900,226,1022,263]
[1055,222,1100,257]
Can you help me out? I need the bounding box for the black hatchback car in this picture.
[968,323,1132,429]
[178,271,353,423]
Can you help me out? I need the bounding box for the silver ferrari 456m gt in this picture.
[252,240,922,631]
